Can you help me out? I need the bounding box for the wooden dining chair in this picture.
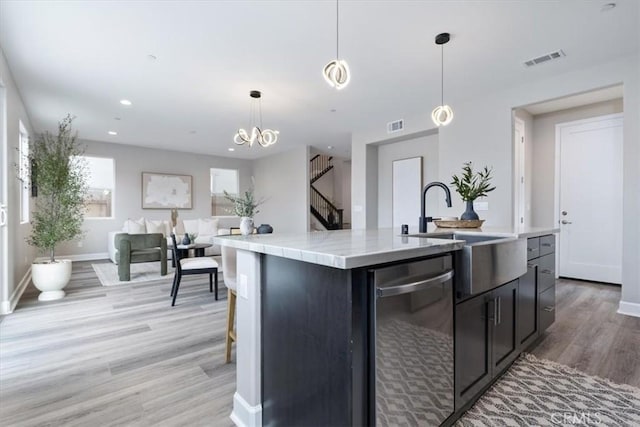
[169,233,219,306]
[221,243,237,363]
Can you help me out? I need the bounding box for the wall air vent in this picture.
[523,50,565,67]
[387,119,404,133]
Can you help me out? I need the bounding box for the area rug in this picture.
[457,353,640,426]
[92,262,175,286]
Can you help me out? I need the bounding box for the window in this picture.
[18,121,29,224]
[210,168,238,215]
[82,156,115,218]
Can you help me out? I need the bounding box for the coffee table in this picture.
[170,243,213,268]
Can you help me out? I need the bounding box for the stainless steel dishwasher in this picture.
[371,255,455,426]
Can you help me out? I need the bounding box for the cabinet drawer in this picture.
[527,238,540,260]
[539,235,555,256]
[539,285,556,332]
[538,254,555,293]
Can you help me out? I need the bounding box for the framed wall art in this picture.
[142,172,193,209]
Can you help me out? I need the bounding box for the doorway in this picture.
[555,113,623,284]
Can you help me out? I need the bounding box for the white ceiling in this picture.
[1,1,638,159]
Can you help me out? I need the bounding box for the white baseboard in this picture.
[0,266,31,315]
[618,301,640,318]
[230,392,262,427]
[35,252,109,263]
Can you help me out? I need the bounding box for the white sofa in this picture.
[108,216,239,264]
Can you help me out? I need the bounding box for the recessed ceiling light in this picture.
[228,148,235,152]
[601,2,616,11]
[120,99,132,106]
[108,131,117,135]
[328,146,334,150]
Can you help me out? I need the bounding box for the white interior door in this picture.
[557,114,623,284]
[514,117,526,228]
[0,84,7,309]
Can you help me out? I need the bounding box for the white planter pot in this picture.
[32,259,72,301]
[240,217,254,236]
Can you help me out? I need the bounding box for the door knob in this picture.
[561,220,572,225]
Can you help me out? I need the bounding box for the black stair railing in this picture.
[310,185,343,230]
[310,154,334,184]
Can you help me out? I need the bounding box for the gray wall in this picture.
[377,133,444,231]
[352,54,640,309]
[253,146,309,234]
[56,139,254,257]
[530,99,623,227]
[0,47,37,313]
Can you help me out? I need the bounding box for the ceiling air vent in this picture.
[523,50,565,67]
[387,119,404,134]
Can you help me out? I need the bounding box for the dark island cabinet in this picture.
[517,263,539,349]
[455,279,519,410]
[518,234,556,351]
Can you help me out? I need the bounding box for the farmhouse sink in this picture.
[406,232,527,300]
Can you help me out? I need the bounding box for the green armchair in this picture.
[114,233,167,281]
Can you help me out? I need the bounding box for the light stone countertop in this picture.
[212,226,558,270]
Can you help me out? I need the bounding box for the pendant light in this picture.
[432,32,454,126]
[323,0,350,90]
[234,90,279,148]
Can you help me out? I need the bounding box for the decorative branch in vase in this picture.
[223,189,265,235]
[451,162,496,220]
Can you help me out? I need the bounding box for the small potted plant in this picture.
[25,115,88,300]
[451,161,496,220]
[224,188,264,235]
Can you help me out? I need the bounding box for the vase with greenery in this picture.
[451,161,496,220]
[26,115,88,300]
[224,189,264,235]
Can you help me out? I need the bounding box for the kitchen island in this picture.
[213,225,558,427]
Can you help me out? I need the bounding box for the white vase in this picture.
[240,217,254,236]
[32,259,72,301]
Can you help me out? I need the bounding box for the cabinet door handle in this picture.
[543,306,555,312]
[541,269,553,274]
[496,297,501,325]
[541,243,553,247]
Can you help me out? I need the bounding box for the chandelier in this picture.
[323,0,350,90]
[234,90,279,147]
[431,32,454,126]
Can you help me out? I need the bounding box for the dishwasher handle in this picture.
[376,269,454,298]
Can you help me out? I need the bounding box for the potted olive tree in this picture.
[27,115,88,301]
[223,188,264,235]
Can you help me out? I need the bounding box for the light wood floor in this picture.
[0,260,235,427]
[1,262,639,426]
[531,278,640,387]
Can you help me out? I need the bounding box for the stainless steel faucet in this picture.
[419,182,452,232]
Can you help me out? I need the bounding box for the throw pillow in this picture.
[124,217,146,234]
[198,218,219,236]
[146,220,168,236]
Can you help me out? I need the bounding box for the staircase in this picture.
[310,154,343,230]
